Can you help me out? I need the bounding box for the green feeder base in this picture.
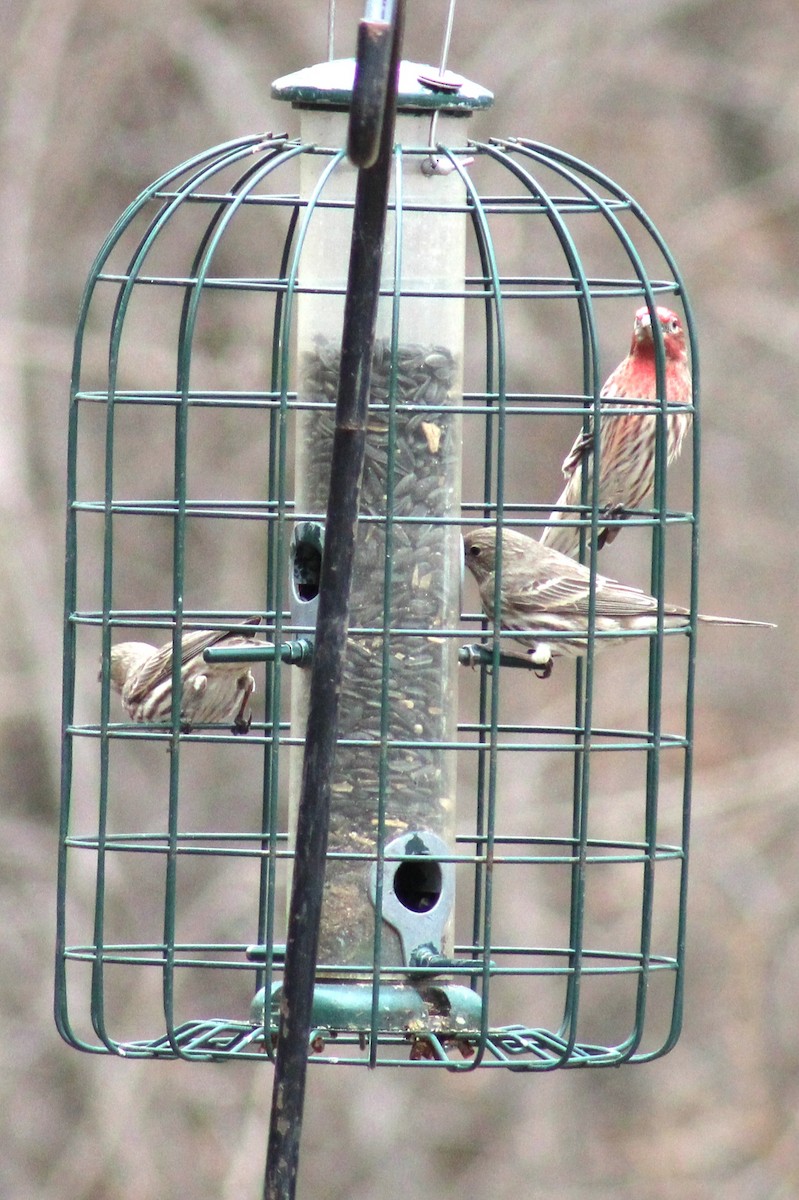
[252,980,485,1040]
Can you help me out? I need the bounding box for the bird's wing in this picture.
[591,582,661,618]
[504,569,659,620]
[499,569,591,616]
[121,638,196,704]
[177,627,231,667]
[124,620,261,703]
[176,618,261,667]
[122,643,173,704]
[559,365,643,480]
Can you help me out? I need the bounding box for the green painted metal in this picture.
[56,109,698,1070]
[250,980,485,1037]
[272,58,494,114]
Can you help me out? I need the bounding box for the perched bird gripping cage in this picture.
[58,37,709,1074]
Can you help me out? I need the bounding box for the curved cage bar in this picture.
[57,71,698,1068]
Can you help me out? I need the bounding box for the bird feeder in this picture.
[57,37,699,1073]
[286,60,479,985]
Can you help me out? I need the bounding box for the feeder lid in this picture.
[272,58,493,114]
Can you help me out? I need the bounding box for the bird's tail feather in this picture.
[538,516,581,556]
[697,614,775,628]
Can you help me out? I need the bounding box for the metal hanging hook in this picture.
[421,0,472,176]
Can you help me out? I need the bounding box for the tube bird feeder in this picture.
[284,60,481,978]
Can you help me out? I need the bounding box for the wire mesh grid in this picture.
[57,127,698,1069]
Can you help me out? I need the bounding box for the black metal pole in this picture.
[263,5,405,1199]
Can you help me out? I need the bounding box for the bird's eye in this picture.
[469,544,482,557]
[668,317,680,333]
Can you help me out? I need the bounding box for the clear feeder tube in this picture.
[292,106,466,971]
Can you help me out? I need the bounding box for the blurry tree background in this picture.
[3,1,798,1197]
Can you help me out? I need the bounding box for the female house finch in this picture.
[464,528,772,676]
[539,306,692,557]
[104,618,261,733]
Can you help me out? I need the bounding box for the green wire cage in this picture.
[56,57,698,1069]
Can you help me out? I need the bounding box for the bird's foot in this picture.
[231,714,252,736]
[598,505,628,548]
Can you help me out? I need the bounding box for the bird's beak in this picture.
[634,310,652,338]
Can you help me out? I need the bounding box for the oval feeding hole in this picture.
[293,539,322,602]
[393,858,442,913]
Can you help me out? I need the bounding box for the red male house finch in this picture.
[104,618,261,733]
[539,306,692,557]
[464,528,772,676]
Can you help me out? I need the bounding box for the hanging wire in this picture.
[428,0,459,148]
[327,0,336,59]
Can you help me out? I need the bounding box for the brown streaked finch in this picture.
[102,618,261,733]
[540,305,692,557]
[464,528,773,677]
